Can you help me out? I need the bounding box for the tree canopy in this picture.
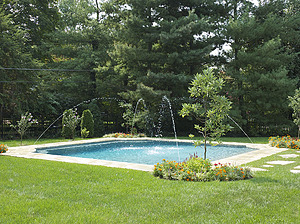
[1,0,299,138]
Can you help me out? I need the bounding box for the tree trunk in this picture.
[204,137,207,160]
[204,100,207,159]
[95,0,100,22]
[0,82,3,139]
[0,103,3,139]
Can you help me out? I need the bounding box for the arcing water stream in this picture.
[34,97,127,144]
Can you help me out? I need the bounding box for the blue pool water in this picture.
[36,140,256,165]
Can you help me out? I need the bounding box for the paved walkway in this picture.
[3,138,289,172]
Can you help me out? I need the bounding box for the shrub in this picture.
[81,128,90,138]
[269,135,300,149]
[288,89,300,138]
[62,109,80,139]
[153,157,253,182]
[81,109,94,138]
[185,155,212,173]
[0,144,8,153]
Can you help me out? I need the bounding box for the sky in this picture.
[250,0,259,6]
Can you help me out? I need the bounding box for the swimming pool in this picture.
[36,140,256,165]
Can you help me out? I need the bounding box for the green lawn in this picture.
[1,137,99,147]
[1,141,299,223]
[1,136,269,147]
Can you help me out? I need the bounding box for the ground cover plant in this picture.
[269,135,300,150]
[1,148,299,223]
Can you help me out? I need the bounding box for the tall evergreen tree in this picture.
[45,0,111,103]
[0,7,37,117]
[2,0,60,60]
[98,0,235,134]
[101,0,228,98]
[224,0,296,135]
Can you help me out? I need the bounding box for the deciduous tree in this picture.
[180,68,232,159]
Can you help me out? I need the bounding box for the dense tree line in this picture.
[0,0,299,139]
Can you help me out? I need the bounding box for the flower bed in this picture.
[153,156,252,182]
[269,135,300,149]
[0,144,8,153]
[103,132,146,138]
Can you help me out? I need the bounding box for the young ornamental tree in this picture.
[62,109,80,139]
[288,89,300,138]
[11,112,38,145]
[180,68,232,159]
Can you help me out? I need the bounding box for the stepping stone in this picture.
[262,165,274,168]
[294,166,300,169]
[279,154,299,158]
[250,167,268,171]
[266,161,295,165]
[290,170,300,174]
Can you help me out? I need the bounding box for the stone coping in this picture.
[3,138,288,172]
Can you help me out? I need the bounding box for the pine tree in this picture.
[101,0,227,97]
[46,0,111,104]
[224,0,296,135]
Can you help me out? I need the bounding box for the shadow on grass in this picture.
[249,176,279,184]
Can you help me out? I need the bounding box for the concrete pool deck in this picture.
[3,138,288,172]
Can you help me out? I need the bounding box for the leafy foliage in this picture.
[61,109,80,139]
[224,0,298,135]
[269,135,300,150]
[0,7,39,117]
[10,112,38,145]
[1,0,300,139]
[0,144,8,153]
[80,109,94,138]
[81,128,90,138]
[119,84,162,134]
[153,158,253,182]
[288,89,300,137]
[180,68,232,159]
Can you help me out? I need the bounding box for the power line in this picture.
[0,67,94,72]
[0,80,91,83]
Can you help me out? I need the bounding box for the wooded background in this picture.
[1,0,299,139]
